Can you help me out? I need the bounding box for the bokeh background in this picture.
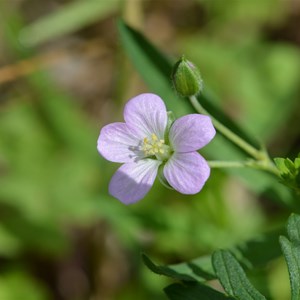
[0,0,300,299]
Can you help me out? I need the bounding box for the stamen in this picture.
[151,133,158,141]
[141,133,171,161]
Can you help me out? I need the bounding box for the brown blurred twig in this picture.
[0,38,109,85]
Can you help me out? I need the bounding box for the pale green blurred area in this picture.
[0,0,299,299]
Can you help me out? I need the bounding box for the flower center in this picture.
[142,133,171,161]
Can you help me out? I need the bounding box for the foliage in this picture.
[280,214,300,300]
[0,0,299,299]
[144,214,300,299]
[275,154,300,193]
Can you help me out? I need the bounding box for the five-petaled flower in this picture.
[97,93,216,204]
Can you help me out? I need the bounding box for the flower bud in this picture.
[171,56,203,97]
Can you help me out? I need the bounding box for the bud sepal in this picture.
[171,55,203,97]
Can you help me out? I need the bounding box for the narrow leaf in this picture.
[142,254,215,282]
[118,20,190,116]
[20,0,120,46]
[212,250,266,300]
[164,282,235,300]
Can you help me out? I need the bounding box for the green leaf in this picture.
[20,0,120,46]
[143,226,284,285]
[164,282,235,300]
[274,156,300,193]
[287,213,300,242]
[212,250,266,300]
[118,20,190,116]
[142,254,215,282]
[280,214,300,300]
[235,226,284,267]
[274,158,289,174]
[279,236,300,300]
[285,158,296,173]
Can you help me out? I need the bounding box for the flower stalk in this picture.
[189,95,279,177]
[208,160,280,176]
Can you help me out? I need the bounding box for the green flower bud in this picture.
[171,56,203,97]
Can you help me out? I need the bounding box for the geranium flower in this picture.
[97,93,216,204]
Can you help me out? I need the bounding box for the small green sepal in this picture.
[157,165,174,190]
[274,154,300,193]
[171,55,203,97]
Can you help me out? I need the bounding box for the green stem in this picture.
[208,160,280,176]
[189,95,280,176]
[189,95,261,159]
[208,161,248,168]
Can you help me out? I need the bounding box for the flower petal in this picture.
[124,93,167,139]
[169,114,216,152]
[163,152,210,194]
[97,122,142,163]
[109,159,161,204]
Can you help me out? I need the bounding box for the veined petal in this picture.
[163,152,210,194]
[124,93,167,139]
[109,159,161,204]
[97,122,142,163]
[169,114,215,152]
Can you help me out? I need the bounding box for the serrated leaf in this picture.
[275,156,300,193]
[142,254,215,282]
[164,282,235,300]
[280,214,300,300]
[279,236,300,300]
[212,250,266,300]
[274,158,289,174]
[287,214,300,243]
[285,158,296,174]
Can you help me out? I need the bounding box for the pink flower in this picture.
[97,93,216,204]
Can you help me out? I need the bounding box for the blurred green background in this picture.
[0,0,299,299]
